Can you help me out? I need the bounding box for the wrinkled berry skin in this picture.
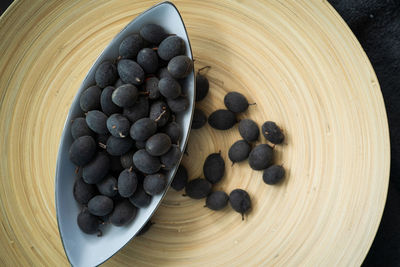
[262,121,285,144]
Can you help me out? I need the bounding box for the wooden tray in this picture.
[0,0,390,266]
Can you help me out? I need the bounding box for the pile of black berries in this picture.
[70,23,193,236]
[171,68,287,220]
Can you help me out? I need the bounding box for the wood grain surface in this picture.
[0,0,390,266]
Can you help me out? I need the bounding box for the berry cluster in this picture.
[69,24,193,236]
[172,69,286,220]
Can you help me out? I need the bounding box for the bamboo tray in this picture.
[0,0,390,266]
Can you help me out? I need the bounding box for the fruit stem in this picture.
[197,66,211,74]
[154,110,167,122]
[241,213,244,221]
[99,142,107,149]
[97,230,103,237]
[249,102,256,106]
[75,166,80,174]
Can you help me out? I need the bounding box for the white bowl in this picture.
[55,2,194,266]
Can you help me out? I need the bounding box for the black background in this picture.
[1,0,398,265]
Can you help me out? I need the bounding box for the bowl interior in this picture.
[55,2,194,266]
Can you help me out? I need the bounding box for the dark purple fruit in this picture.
[158,36,185,61]
[248,144,273,170]
[80,85,101,112]
[88,195,114,216]
[73,177,98,205]
[86,110,109,135]
[167,55,193,79]
[118,169,138,198]
[123,96,149,123]
[100,86,122,116]
[106,135,134,156]
[149,100,170,127]
[139,24,167,44]
[120,150,135,169]
[157,67,173,79]
[112,84,139,108]
[82,152,110,184]
[195,74,209,102]
[203,152,225,184]
[129,185,151,208]
[205,191,229,211]
[238,119,259,142]
[228,140,251,164]
[106,114,130,138]
[145,77,160,100]
[263,165,285,185]
[229,189,251,220]
[208,109,236,130]
[158,77,181,99]
[71,117,94,139]
[167,96,189,113]
[69,136,96,166]
[261,121,284,144]
[110,199,137,226]
[77,209,100,234]
[117,59,145,85]
[185,178,212,199]
[96,175,118,197]
[162,122,181,144]
[143,173,166,195]
[119,34,144,59]
[130,118,157,141]
[161,145,182,170]
[224,92,251,113]
[171,164,188,191]
[137,48,158,74]
[114,79,125,88]
[145,133,171,156]
[95,61,118,88]
[132,149,161,174]
[192,108,207,129]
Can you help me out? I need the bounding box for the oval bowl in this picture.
[54,2,194,266]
